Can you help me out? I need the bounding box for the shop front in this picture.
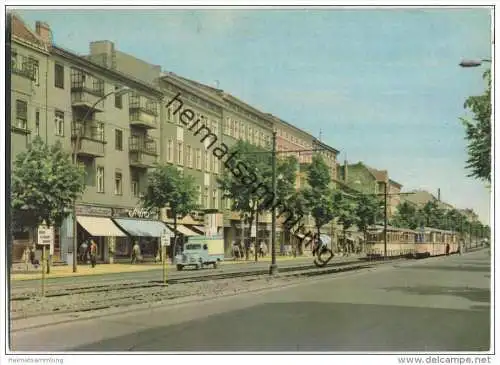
[112,207,172,261]
[59,204,126,264]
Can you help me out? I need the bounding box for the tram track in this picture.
[10,256,393,300]
[10,256,406,320]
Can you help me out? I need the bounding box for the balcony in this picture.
[71,71,105,112]
[71,121,105,158]
[129,136,158,168]
[129,95,158,129]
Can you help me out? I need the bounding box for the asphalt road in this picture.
[10,256,360,290]
[10,250,490,352]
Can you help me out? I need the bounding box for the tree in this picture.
[11,137,85,250]
[218,140,298,260]
[282,189,309,256]
[336,194,359,253]
[392,201,419,229]
[460,69,491,183]
[141,164,199,259]
[354,194,382,249]
[303,154,336,247]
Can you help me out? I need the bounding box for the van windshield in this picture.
[185,244,202,250]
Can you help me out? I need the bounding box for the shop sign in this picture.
[76,205,112,217]
[127,207,157,219]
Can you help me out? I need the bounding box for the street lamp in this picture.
[459,58,492,67]
[71,86,131,273]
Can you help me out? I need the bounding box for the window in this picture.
[131,172,139,197]
[167,108,172,123]
[167,139,173,163]
[197,186,202,204]
[229,118,234,136]
[28,58,39,85]
[54,63,64,89]
[196,148,201,169]
[203,187,209,207]
[205,153,211,172]
[212,155,219,174]
[115,93,123,109]
[15,100,27,130]
[115,129,123,150]
[177,141,184,165]
[96,166,104,193]
[187,145,193,168]
[212,189,219,209]
[234,120,239,137]
[224,117,230,135]
[53,110,64,136]
[114,172,123,195]
[35,110,40,136]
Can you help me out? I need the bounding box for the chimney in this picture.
[438,188,441,201]
[35,21,52,45]
[344,160,348,182]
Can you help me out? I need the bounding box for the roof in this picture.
[9,13,48,51]
[401,190,454,211]
[312,137,340,154]
[366,166,388,182]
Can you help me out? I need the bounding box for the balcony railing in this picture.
[129,136,157,155]
[72,121,105,141]
[129,95,158,116]
[11,55,37,80]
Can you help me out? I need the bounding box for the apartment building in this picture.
[10,14,344,261]
[337,162,403,219]
[9,14,167,262]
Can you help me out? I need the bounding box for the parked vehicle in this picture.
[175,235,224,270]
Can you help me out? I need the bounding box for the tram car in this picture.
[414,227,459,258]
[366,225,417,258]
[365,225,459,259]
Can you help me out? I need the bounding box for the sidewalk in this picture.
[10,255,309,281]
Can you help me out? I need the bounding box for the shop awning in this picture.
[168,224,201,236]
[77,216,127,237]
[190,225,205,234]
[113,218,172,237]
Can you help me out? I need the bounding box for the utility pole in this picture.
[383,181,388,259]
[269,131,278,275]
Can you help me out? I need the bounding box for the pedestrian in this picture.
[445,243,450,256]
[89,238,98,268]
[79,240,88,264]
[131,240,141,264]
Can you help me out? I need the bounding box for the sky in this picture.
[13,6,493,224]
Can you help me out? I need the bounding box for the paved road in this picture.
[10,256,360,290]
[10,250,490,352]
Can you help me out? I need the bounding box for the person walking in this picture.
[89,238,98,268]
[131,241,141,264]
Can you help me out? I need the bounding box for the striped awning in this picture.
[169,224,201,236]
[77,216,126,237]
[113,218,172,237]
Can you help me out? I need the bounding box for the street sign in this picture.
[37,225,54,246]
[161,229,173,246]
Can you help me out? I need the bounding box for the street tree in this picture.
[141,164,199,257]
[218,140,298,260]
[354,193,382,249]
[282,189,309,256]
[303,154,336,246]
[336,195,359,253]
[392,201,418,229]
[11,137,86,249]
[460,69,491,183]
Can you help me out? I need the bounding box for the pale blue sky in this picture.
[14,7,492,223]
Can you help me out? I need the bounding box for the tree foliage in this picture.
[217,140,298,259]
[354,194,382,232]
[460,69,491,183]
[141,164,199,247]
[11,137,86,234]
[303,154,337,238]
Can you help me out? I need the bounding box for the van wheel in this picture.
[213,261,218,269]
[196,263,202,270]
[176,264,183,271]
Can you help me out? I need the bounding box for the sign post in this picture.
[37,224,53,296]
[161,229,172,285]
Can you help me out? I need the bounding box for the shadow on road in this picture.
[407,265,491,273]
[71,301,490,352]
[383,285,490,304]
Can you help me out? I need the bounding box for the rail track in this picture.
[10,255,394,300]
[10,256,405,320]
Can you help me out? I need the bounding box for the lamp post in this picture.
[383,181,388,259]
[269,131,278,275]
[459,58,492,68]
[71,86,131,273]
